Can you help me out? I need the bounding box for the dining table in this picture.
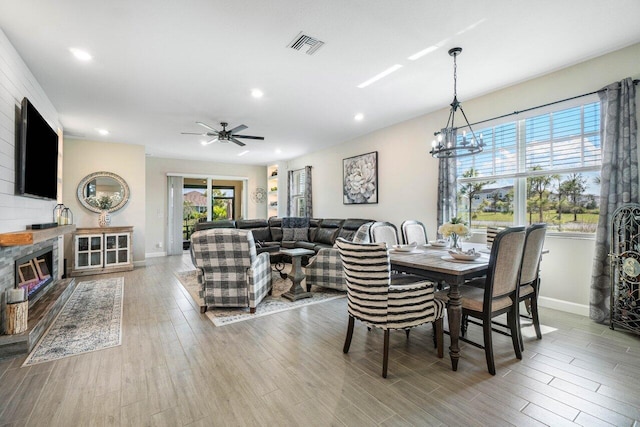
[389,242,490,371]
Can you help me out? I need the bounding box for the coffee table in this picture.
[279,248,314,301]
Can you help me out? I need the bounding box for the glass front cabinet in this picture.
[72,226,134,276]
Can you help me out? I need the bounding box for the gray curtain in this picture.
[590,78,638,323]
[167,175,185,256]
[437,156,457,235]
[286,170,293,216]
[304,165,312,217]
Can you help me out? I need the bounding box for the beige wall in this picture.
[62,139,146,265]
[286,42,640,315]
[145,157,267,257]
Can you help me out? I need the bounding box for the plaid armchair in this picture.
[305,222,372,291]
[191,228,272,313]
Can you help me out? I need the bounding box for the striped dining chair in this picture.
[335,238,445,378]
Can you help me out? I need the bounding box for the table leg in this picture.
[282,256,312,301]
[447,282,462,371]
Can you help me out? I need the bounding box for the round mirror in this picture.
[77,171,130,213]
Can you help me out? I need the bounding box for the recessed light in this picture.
[251,89,264,98]
[275,149,282,154]
[408,46,438,61]
[96,128,109,135]
[238,150,250,156]
[69,48,92,61]
[354,113,364,121]
[357,64,403,88]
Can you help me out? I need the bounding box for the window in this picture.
[291,168,306,216]
[456,99,601,234]
[211,186,235,220]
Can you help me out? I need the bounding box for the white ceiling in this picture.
[2,1,640,165]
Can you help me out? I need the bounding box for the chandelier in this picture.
[430,47,484,158]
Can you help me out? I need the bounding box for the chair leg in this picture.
[382,329,390,378]
[405,329,410,339]
[483,318,496,375]
[250,307,256,314]
[461,314,468,337]
[343,315,355,354]
[435,318,444,359]
[507,308,523,360]
[531,294,542,339]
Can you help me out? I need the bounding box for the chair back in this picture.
[484,227,526,303]
[401,220,428,245]
[352,222,373,243]
[520,223,547,286]
[191,228,257,270]
[369,221,399,247]
[335,238,390,326]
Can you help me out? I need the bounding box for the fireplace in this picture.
[15,245,54,304]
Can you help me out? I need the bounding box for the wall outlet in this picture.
[157,242,163,248]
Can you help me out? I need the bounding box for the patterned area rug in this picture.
[22,277,124,367]
[174,267,345,326]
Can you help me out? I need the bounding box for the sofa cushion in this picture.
[309,218,322,241]
[314,227,339,245]
[268,217,283,241]
[283,227,309,241]
[295,241,316,251]
[236,219,271,242]
[194,220,236,232]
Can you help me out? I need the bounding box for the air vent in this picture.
[287,31,325,55]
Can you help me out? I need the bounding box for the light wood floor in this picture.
[1,253,640,426]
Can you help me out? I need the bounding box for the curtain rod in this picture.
[463,79,640,129]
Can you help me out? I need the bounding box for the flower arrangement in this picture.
[438,217,470,249]
[87,193,122,210]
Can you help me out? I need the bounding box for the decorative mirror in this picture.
[77,171,130,213]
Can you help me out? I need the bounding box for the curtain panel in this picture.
[437,156,457,234]
[590,78,638,323]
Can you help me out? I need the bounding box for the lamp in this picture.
[430,47,484,158]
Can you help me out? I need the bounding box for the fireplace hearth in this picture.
[15,246,54,305]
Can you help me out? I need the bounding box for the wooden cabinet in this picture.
[71,226,133,276]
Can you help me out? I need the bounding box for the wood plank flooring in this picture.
[1,253,639,426]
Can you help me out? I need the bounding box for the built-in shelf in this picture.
[0,225,76,247]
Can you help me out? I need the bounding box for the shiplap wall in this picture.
[0,29,61,234]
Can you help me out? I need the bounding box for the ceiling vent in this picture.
[287,31,325,55]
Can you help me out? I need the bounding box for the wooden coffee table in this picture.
[279,248,314,301]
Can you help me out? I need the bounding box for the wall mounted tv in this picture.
[16,97,59,200]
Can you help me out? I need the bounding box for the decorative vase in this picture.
[98,210,111,227]
[449,233,461,250]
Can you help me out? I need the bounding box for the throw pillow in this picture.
[293,227,309,242]
[282,228,295,241]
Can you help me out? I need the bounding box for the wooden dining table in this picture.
[390,242,490,371]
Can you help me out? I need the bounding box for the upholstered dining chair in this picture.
[369,221,400,248]
[336,238,445,378]
[191,228,272,313]
[401,220,428,245]
[515,223,547,348]
[435,226,526,375]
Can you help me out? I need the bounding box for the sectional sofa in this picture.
[194,217,373,264]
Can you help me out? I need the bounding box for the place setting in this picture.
[440,247,489,263]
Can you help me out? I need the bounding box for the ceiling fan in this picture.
[181,121,264,147]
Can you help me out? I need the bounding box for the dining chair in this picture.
[514,223,547,348]
[435,226,526,375]
[369,221,400,247]
[336,238,445,378]
[401,220,428,245]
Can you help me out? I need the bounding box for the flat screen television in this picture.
[16,97,59,200]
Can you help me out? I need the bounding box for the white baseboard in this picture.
[146,251,167,258]
[133,260,146,268]
[538,296,589,317]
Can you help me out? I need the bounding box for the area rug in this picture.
[174,268,345,326]
[22,277,124,367]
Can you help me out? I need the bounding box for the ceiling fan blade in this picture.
[233,134,264,140]
[228,124,248,134]
[230,137,246,147]
[202,138,218,145]
[181,132,207,135]
[196,121,218,131]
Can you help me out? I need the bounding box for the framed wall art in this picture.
[343,151,378,204]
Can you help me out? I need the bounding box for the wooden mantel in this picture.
[0,225,76,247]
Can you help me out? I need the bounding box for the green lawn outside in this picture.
[470,210,599,233]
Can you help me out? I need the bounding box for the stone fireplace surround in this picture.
[0,236,76,358]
